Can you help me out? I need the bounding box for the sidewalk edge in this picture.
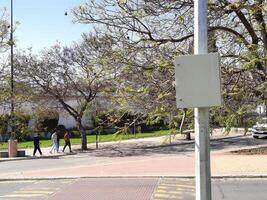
[1,174,267,181]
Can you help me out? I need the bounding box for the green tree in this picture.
[72,0,266,127]
[16,34,118,150]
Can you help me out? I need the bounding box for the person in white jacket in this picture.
[49,131,58,154]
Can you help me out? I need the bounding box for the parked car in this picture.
[252,117,267,138]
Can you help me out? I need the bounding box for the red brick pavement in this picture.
[50,178,158,200]
[1,153,267,179]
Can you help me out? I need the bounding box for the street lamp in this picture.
[10,0,14,128]
[8,0,17,158]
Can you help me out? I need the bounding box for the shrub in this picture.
[0,112,30,141]
[34,109,59,132]
[0,114,8,135]
[13,111,31,141]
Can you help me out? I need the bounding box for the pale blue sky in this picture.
[0,0,90,52]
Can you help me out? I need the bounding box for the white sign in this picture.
[174,53,222,108]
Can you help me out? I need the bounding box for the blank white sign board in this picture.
[174,53,222,108]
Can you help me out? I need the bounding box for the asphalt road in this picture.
[0,178,267,200]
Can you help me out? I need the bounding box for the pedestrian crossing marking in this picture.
[161,179,193,182]
[152,178,195,200]
[160,183,195,189]
[0,181,34,184]
[0,179,75,199]
[0,194,47,197]
[158,185,194,192]
[157,189,183,194]
[154,193,182,198]
[13,191,54,194]
[22,187,61,191]
[0,189,56,199]
[160,183,195,187]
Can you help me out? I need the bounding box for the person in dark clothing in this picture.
[33,133,42,156]
[56,132,60,153]
[62,131,72,153]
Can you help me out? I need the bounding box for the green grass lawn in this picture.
[0,129,171,150]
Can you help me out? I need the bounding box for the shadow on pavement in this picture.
[76,135,267,158]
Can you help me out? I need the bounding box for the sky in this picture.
[0,0,90,53]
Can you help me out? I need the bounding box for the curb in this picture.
[0,152,77,163]
[1,174,267,181]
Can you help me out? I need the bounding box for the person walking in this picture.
[49,130,58,154]
[56,131,60,153]
[33,133,42,156]
[62,131,72,153]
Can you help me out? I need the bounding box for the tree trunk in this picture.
[185,131,191,140]
[179,108,191,140]
[92,115,98,149]
[77,119,87,150]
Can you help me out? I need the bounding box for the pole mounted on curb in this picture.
[10,0,15,135]
[8,0,18,158]
[194,0,211,200]
[174,0,222,200]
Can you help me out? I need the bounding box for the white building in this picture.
[0,100,94,130]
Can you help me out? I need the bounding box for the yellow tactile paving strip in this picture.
[0,179,75,200]
[152,178,195,200]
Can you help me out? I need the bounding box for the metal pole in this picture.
[10,0,15,135]
[96,130,98,149]
[194,0,211,200]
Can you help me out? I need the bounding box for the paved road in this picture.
[0,178,267,200]
[1,135,267,178]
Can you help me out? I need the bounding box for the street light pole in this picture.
[10,0,14,135]
[194,0,211,200]
[8,0,18,158]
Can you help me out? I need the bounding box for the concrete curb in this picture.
[1,174,267,181]
[0,153,77,163]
